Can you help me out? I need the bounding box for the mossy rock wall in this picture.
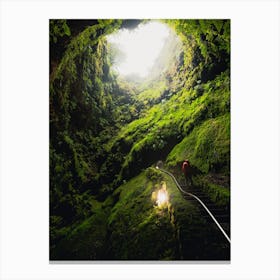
[50,19,230,260]
[52,170,229,260]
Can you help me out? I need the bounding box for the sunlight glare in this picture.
[107,21,170,78]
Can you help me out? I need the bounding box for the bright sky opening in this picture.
[107,21,170,78]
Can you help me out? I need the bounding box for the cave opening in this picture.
[49,19,231,261]
[106,20,183,84]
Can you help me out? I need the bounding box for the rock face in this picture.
[49,19,230,260]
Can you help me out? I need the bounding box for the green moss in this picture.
[192,175,230,207]
[206,183,230,207]
[107,171,180,259]
[137,80,167,104]
[51,165,230,260]
[167,113,230,173]
[50,20,71,43]
[106,168,229,260]
[110,71,229,181]
[51,197,109,260]
[145,167,164,182]
[50,19,230,260]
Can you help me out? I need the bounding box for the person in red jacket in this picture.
[182,159,193,187]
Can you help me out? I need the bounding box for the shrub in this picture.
[145,167,163,182]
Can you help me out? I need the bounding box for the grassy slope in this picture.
[107,70,230,181]
[167,113,230,173]
[53,168,229,260]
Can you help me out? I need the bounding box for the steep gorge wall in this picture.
[50,19,230,260]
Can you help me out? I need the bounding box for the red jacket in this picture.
[182,161,191,176]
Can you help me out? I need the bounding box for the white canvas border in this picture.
[0,0,279,279]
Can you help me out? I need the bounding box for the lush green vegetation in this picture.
[50,19,230,260]
[52,169,229,260]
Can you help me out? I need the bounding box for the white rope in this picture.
[156,166,231,244]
